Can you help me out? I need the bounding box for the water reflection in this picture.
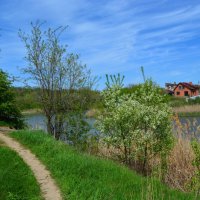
[25,114,200,138]
[25,113,96,134]
[24,114,47,132]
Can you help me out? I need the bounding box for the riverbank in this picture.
[177,112,200,117]
[85,108,101,118]
[22,109,43,115]
[86,105,200,119]
[9,130,196,199]
[173,105,200,117]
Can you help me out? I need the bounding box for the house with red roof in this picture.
[173,82,200,97]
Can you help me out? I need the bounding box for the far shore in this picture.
[22,109,43,115]
[21,105,200,118]
[173,104,200,117]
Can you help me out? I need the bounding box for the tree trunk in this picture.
[142,143,148,176]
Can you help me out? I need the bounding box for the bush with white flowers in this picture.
[97,75,174,175]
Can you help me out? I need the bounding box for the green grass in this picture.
[9,130,196,200]
[0,141,42,200]
[177,112,200,117]
[0,121,10,127]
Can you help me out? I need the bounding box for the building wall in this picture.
[174,86,199,97]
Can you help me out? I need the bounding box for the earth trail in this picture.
[0,128,62,200]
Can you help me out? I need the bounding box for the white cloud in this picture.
[1,0,200,87]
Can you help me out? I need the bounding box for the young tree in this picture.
[19,22,94,139]
[0,69,25,129]
[97,74,140,164]
[132,80,174,175]
[97,75,174,175]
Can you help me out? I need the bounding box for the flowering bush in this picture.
[97,75,174,175]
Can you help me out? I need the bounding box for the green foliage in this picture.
[19,22,96,139]
[97,75,174,175]
[121,84,143,95]
[0,121,10,127]
[64,113,91,151]
[14,87,41,110]
[188,97,200,105]
[10,130,195,200]
[132,80,174,174]
[67,88,102,112]
[0,145,42,200]
[168,96,188,107]
[191,139,200,198]
[140,66,146,82]
[14,87,101,112]
[105,73,124,88]
[0,69,25,129]
[168,96,200,108]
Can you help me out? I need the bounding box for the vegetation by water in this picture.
[14,87,102,113]
[177,112,200,117]
[0,141,42,200]
[1,21,200,199]
[10,130,196,200]
[0,70,25,129]
[96,75,173,176]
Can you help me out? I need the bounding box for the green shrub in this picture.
[0,69,25,129]
[96,75,174,176]
[191,139,200,198]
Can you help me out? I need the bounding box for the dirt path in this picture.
[0,129,62,200]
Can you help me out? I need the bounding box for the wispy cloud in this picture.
[0,0,200,88]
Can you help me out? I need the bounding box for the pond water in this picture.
[24,113,200,137]
[174,116,200,138]
[25,113,47,131]
[24,113,96,134]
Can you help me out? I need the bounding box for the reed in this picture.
[173,105,200,113]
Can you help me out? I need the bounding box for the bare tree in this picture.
[19,22,94,139]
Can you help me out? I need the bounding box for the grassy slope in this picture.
[0,141,42,200]
[0,121,11,127]
[10,130,195,200]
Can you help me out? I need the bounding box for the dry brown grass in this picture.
[85,108,100,118]
[163,115,198,192]
[98,138,196,192]
[97,137,197,192]
[165,136,195,192]
[96,115,199,193]
[173,105,200,113]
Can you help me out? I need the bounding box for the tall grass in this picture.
[97,114,200,195]
[164,115,200,193]
[173,105,200,114]
[165,136,195,192]
[10,130,195,200]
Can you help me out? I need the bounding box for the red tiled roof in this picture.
[174,82,199,91]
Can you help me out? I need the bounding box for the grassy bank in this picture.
[0,121,10,127]
[177,112,200,117]
[173,105,200,113]
[10,130,195,200]
[173,105,200,117]
[0,140,42,200]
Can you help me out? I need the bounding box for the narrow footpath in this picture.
[0,128,62,200]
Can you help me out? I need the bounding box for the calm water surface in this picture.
[25,113,96,133]
[25,114,200,137]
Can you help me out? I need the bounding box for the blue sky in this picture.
[0,0,200,89]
